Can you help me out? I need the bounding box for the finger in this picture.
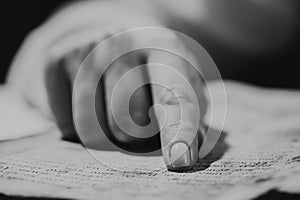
[147,48,205,171]
[45,52,79,142]
[46,41,100,142]
[70,42,118,150]
[46,38,114,149]
[104,49,160,153]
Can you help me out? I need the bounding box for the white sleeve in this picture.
[0,85,54,141]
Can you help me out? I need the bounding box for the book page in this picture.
[0,131,299,200]
[0,82,300,200]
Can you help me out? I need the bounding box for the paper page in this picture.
[0,82,300,200]
[0,130,299,200]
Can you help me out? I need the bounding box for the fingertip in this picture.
[169,142,191,170]
[164,137,198,172]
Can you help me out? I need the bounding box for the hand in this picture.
[7,1,207,171]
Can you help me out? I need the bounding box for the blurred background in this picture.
[0,0,299,88]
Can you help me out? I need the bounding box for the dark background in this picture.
[0,0,299,87]
[0,0,71,83]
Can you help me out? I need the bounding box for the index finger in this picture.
[147,47,206,171]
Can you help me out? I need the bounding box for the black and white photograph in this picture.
[0,0,300,199]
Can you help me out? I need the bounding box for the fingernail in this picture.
[170,142,190,168]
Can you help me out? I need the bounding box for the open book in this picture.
[0,81,300,200]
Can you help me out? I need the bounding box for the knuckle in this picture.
[161,121,181,140]
[159,85,192,106]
